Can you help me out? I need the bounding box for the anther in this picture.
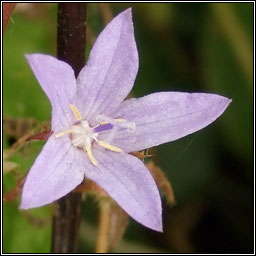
[69,104,82,121]
[55,129,74,138]
[98,140,122,152]
[85,146,98,166]
[115,119,126,123]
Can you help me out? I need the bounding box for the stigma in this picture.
[55,104,135,166]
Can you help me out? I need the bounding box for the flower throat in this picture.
[55,104,135,166]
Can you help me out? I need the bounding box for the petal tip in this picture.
[19,194,38,210]
[116,7,133,23]
[121,7,132,15]
[24,53,35,62]
[19,198,31,210]
[24,53,39,59]
[24,53,42,66]
[19,203,27,210]
[19,195,49,210]
[157,226,164,233]
[152,222,163,233]
[221,96,232,112]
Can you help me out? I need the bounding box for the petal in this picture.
[111,92,231,152]
[25,54,77,131]
[76,8,138,124]
[79,149,162,232]
[20,135,84,209]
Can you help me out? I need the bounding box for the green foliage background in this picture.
[3,3,253,253]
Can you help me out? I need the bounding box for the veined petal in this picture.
[25,54,77,131]
[76,8,138,124]
[20,135,84,209]
[79,149,162,232]
[111,92,231,152]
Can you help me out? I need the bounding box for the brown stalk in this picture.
[3,3,16,34]
[51,3,87,253]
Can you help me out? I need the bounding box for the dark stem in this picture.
[51,3,86,253]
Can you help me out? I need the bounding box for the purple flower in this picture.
[20,8,231,232]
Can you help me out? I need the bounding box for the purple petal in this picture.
[20,135,84,209]
[76,8,138,125]
[79,149,162,232]
[111,92,231,152]
[25,54,77,131]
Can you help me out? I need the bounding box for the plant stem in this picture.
[96,203,111,253]
[57,3,87,77]
[51,3,86,253]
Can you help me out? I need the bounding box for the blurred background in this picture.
[3,2,254,253]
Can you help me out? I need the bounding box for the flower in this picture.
[20,8,231,232]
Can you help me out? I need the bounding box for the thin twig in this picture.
[99,3,113,25]
[96,202,111,253]
[212,3,253,88]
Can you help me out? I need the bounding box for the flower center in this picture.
[55,104,135,166]
[70,120,97,149]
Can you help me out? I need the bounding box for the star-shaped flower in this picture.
[20,8,231,232]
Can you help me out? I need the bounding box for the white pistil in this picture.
[97,115,135,131]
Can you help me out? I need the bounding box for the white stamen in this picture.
[96,115,114,124]
[85,146,97,166]
[99,119,126,125]
[115,119,126,123]
[96,115,135,132]
[69,104,82,121]
[98,140,122,152]
[55,129,73,138]
[55,105,134,166]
